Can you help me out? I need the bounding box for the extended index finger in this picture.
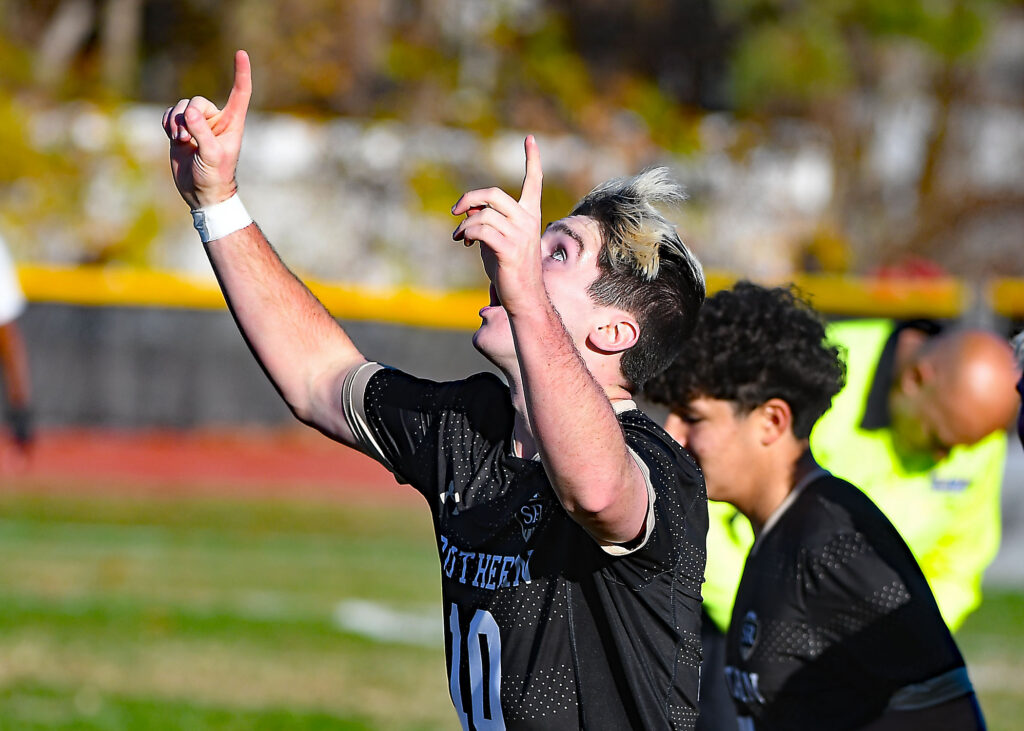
[219,50,252,127]
[518,135,543,212]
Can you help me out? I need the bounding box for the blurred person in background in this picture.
[685,308,1018,730]
[1013,332,1024,449]
[0,233,33,460]
[162,51,711,729]
[647,281,986,731]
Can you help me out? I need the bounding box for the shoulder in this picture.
[946,427,1008,470]
[790,474,918,568]
[358,367,513,438]
[780,475,873,549]
[366,366,508,410]
[619,408,702,484]
[617,408,706,530]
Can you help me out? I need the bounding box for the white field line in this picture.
[969,661,1024,693]
[332,599,442,648]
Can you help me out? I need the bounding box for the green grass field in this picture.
[0,484,1020,729]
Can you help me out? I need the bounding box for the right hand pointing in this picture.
[162,50,252,210]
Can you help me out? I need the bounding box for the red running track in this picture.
[0,427,417,504]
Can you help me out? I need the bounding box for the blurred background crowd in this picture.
[0,0,1022,291]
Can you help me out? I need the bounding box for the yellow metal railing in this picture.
[18,264,1021,329]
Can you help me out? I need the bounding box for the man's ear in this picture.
[900,359,934,398]
[756,398,793,446]
[588,314,640,355]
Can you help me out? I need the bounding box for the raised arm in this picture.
[162,51,366,445]
[451,139,649,545]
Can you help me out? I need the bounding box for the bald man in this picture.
[888,328,1019,464]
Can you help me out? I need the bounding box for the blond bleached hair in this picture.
[571,167,706,389]
[572,167,700,282]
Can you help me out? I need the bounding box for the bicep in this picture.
[305,358,371,451]
[315,364,451,492]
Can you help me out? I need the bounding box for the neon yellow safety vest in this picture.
[701,319,1007,633]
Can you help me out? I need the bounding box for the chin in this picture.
[473,325,514,367]
[704,482,731,504]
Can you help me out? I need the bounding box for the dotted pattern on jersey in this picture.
[756,617,830,662]
[619,411,705,729]
[359,369,706,729]
[674,626,703,669]
[727,476,970,729]
[502,664,579,723]
[668,704,700,728]
[809,531,871,580]
[621,411,707,600]
[486,568,566,631]
[809,531,912,638]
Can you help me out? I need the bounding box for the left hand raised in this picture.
[451,135,545,315]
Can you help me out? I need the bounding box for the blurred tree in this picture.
[0,0,1019,277]
[556,0,733,111]
[20,0,143,98]
[719,0,1023,275]
[0,1,163,264]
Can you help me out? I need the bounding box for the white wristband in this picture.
[191,194,253,244]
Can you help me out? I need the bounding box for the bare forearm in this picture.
[205,223,365,438]
[512,307,645,542]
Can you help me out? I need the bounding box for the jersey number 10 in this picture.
[448,603,506,730]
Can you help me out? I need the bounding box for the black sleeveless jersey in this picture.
[344,364,708,730]
[725,473,975,730]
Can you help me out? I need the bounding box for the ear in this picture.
[899,359,934,398]
[588,313,640,355]
[755,398,792,446]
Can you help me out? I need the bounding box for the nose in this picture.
[663,412,690,447]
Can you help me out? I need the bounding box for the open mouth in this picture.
[489,283,501,307]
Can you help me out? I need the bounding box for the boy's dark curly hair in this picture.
[645,281,846,438]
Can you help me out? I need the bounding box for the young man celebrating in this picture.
[646,282,984,731]
[162,52,708,729]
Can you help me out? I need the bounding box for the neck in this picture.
[744,445,816,534]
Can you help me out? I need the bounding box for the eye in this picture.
[551,246,567,262]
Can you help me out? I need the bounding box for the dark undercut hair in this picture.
[570,167,705,390]
[644,281,846,438]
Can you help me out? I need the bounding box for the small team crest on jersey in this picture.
[739,610,759,661]
[516,493,544,542]
[440,480,461,515]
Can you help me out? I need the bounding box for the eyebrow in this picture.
[544,220,586,256]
